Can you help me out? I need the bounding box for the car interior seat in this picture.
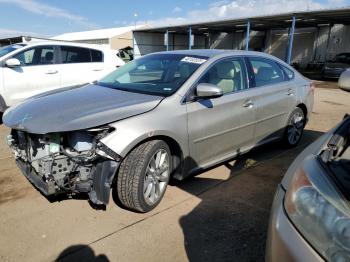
[179,63,191,79]
[209,61,237,94]
[255,66,275,86]
[44,52,54,64]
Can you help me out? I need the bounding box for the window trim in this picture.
[184,55,250,103]
[9,45,58,67]
[277,62,295,81]
[246,56,286,88]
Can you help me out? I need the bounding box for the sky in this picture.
[0,0,349,38]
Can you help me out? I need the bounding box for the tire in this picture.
[0,95,7,114]
[283,107,305,148]
[116,140,172,212]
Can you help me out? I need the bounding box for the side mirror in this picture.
[338,69,350,92]
[196,83,223,99]
[5,58,21,68]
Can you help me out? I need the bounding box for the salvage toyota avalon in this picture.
[3,50,314,212]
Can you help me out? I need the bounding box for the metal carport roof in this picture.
[134,8,350,34]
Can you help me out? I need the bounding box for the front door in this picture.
[2,45,60,106]
[186,57,256,169]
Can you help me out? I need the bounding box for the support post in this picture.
[188,26,192,50]
[324,24,333,62]
[286,16,296,65]
[245,20,250,51]
[166,29,169,51]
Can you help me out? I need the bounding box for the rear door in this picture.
[246,56,296,144]
[186,57,257,168]
[2,45,60,106]
[58,46,95,87]
[90,48,113,80]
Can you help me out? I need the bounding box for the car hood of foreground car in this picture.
[2,84,164,134]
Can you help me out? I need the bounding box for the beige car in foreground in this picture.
[3,50,313,213]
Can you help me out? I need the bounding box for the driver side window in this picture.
[13,46,55,66]
[199,58,247,94]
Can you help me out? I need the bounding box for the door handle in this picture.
[287,88,294,96]
[242,99,254,108]
[45,70,58,74]
[93,68,103,71]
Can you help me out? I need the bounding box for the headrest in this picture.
[179,63,191,78]
[45,51,53,61]
[215,61,235,79]
[256,67,274,81]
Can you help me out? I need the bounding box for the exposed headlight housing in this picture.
[284,158,350,261]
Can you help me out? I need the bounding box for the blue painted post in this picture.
[245,20,250,51]
[287,16,296,64]
[188,26,192,50]
[166,29,169,51]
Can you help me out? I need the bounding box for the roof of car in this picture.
[152,49,274,59]
[18,40,113,51]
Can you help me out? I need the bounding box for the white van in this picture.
[0,41,125,112]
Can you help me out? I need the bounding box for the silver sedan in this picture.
[3,50,314,212]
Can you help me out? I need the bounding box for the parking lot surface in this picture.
[0,83,349,262]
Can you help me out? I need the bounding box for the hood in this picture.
[3,84,163,134]
[325,62,350,69]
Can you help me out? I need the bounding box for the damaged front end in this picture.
[7,127,120,206]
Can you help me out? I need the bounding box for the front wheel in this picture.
[283,107,305,148]
[116,140,172,212]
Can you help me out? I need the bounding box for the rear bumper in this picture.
[323,69,346,79]
[265,185,323,262]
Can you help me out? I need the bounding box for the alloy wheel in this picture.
[143,149,170,205]
[287,111,304,145]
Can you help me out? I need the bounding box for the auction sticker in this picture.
[181,56,207,64]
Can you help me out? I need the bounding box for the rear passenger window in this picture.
[280,64,295,80]
[91,49,103,62]
[60,46,91,63]
[248,57,284,87]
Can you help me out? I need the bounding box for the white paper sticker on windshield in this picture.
[181,56,207,64]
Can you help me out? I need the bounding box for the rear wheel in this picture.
[116,140,171,212]
[283,107,305,147]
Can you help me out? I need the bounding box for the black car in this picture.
[323,53,350,79]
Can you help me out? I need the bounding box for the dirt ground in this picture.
[0,84,349,262]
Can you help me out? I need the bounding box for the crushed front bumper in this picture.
[16,157,119,206]
[16,159,56,195]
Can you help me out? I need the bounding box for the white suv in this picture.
[0,41,124,112]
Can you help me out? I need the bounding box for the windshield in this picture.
[98,53,208,96]
[0,44,26,58]
[333,53,350,64]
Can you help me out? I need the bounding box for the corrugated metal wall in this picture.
[133,24,350,66]
[314,24,350,61]
[133,32,206,57]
